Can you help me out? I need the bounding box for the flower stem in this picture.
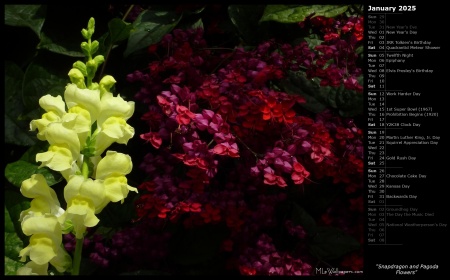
[82,161,89,179]
[72,237,84,275]
[233,133,263,159]
[99,5,135,78]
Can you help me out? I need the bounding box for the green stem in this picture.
[72,237,84,275]
[233,133,263,159]
[99,5,135,78]
[122,5,135,22]
[86,39,93,88]
[82,161,89,179]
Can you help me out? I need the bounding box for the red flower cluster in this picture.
[124,17,364,274]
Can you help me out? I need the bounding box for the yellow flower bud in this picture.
[68,68,86,89]
[98,75,116,97]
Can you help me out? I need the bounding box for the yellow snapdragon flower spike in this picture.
[17,17,137,275]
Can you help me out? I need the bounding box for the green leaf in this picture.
[5,207,24,257]
[4,191,31,232]
[260,5,349,23]
[4,257,24,276]
[303,34,323,50]
[22,56,68,112]
[38,32,85,57]
[289,202,317,235]
[280,71,327,113]
[4,5,47,38]
[170,225,229,265]
[228,5,266,45]
[4,61,37,146]
[97,192,138,228]
[280,71,363,117]
[309,226,360,261]
[19,141,49,162]
[5,160,63,188]
[355,45,364,60]
[181,5,206,15]
[299,184,342,217]
[124,9,181,57]
[108,18,133,45]
[190,19,204,30]
[4,190,32,275]
[318,76,364,117]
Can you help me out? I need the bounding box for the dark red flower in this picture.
[175,104,196,125]
[291,162,310,185]
[140,132,163,149]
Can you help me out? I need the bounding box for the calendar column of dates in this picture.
[366,5,446,251]
[366,12,387,245]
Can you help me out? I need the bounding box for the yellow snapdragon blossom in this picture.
[31,95,91,145]
[58,152,138,238]
[16,261,49,275]
[59,175,106,238]
[30,95,66,140]
[64,106,92,150]
[94,151,138,209]
[94,117,135,156]
[35,122,81,176]
[97,75,134,128]
[18,175,71,274]
[64,84,101,124]
[19,214,71,272]
[63,79,135,156]
[20,174,64,218]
